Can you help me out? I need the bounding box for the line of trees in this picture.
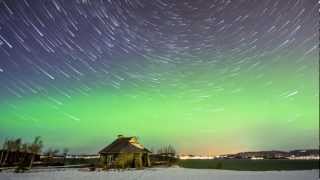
[157,145,176,156]
[0,137,43,170]
[42,147,69,164]
[149,145,178,166]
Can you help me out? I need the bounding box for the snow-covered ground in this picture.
[0,167,318,180]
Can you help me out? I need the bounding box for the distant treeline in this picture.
[178,159,320,171]
[0,137,43,170]
[0,137,70,172]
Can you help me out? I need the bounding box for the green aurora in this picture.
[1,53,318,155]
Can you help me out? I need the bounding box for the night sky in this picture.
[0,0,318,155]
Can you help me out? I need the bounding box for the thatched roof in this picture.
[99,136,151,154]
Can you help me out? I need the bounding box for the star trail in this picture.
[0,0,318,154]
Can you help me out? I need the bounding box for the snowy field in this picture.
[0,167,318,180]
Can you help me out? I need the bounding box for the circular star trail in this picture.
[0,0,318,154]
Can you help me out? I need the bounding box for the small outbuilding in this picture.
[99,135,151,169]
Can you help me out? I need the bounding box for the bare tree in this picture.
[21,143,28,153]
[0,139,8,167]
[157,145,176,156]
[150,147,155,154]
[44,148,60,163]
[0,138,24,166]
[62,148,69,165]
[44,148,60,157]
[20,143,29,164]
[1,139,15,166]
[167,145,176,156]
[11,138,22,152]
[12,138,22,162]
[28,136,43,169]
[0,139,8,166]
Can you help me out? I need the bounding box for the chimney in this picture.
[117,134,124,139]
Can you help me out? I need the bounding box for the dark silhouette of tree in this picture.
[12,138,22,162]
[0,139,9,166]
[43,148,59,164]
[1,140,13,166]
[157,145,176,156]
[62,148,69,165]
[20,143,29,164]
[28,136,43,169]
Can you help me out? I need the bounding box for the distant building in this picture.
[99,135,151,169]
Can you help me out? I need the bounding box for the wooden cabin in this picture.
[99,135,151,169]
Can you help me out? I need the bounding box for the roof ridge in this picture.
[99,136,151,154]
